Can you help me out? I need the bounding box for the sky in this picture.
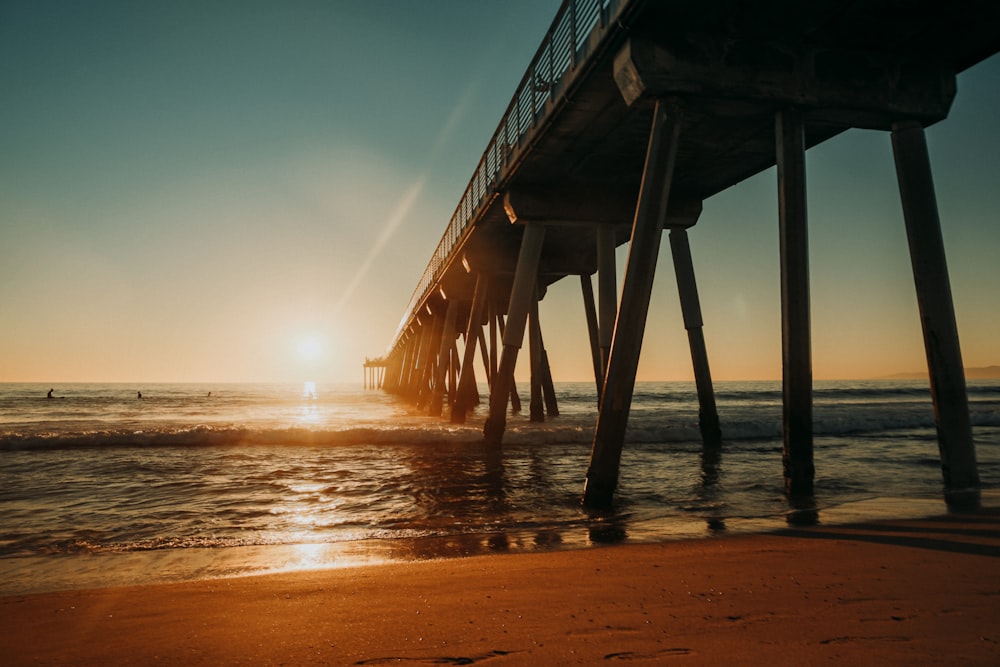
[1,1,997,385]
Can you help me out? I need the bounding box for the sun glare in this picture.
[297,336,324,362]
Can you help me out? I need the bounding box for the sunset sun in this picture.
[296,336,324,363]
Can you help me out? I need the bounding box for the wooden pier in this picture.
[371,0,1000,510]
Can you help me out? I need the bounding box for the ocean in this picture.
[2,380,998,595]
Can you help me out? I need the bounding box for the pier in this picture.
[371,0,1000,509]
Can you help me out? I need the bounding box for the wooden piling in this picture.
[597,224,617,380]
[539,340,559,417]
[403,333,419,394]
[475,328,489,395]
[776,108,814,499]
[580,274,603,402]
[891,120,979,508]
[489,301,499,387]
[495,313,522,414]
[448,340,459,405]
[416,311,444,407]
[452,275,487,423]
[430,299,458,415]
[484,223,546,447]
[583,99,682,509]
[404,324,429,401]
[668,227,722,446]
[529,288,545,423]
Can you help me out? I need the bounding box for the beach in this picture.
[4,510,998,665]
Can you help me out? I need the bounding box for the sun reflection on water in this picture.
[297,404,321,425]
[288,542,327,569]
[302,381,317,399]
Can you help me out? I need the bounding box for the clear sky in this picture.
[1,1,997,384]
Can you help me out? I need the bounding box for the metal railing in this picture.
[387,0,628,351]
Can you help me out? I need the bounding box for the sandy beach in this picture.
[3,510,998,665]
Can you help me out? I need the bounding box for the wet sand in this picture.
[3,510,999,665]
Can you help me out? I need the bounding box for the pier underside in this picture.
[375,0,999,510]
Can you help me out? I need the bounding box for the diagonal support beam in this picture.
[580,274,603,403]
[452,275,487,423]
[892,120,979,508]
[583,98,682,509]
[429,299,459,416]
[597,224,617,382]
[668,227,721,447]
[484,223,546,447]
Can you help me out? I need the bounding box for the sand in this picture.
[3,511,999,665]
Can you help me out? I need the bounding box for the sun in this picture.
[297,336,324,362]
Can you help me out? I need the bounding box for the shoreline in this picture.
[3,508,999,665]
[2,494,990,598]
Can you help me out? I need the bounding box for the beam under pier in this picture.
[891,120,979,508]
[494,311,522,414]
[416,310,445,408]
[429,298,459,416]
[452,274,487,424]
[484,223,546,447]
[776,108,814,500]
[580,274,603,403]
[488,301,498,388]
[528,288,545,423]
[539,336,559,417]
[583,98,682,509]
[597,224,617,382]
[668,227,721,447]
[404,322,430,402]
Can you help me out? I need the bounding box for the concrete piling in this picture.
[584,98,682,509]
[776,108,815,500]
[892,120,979,508]
[580,274,603,402]
[452,274,487,423]
[429,299,459,416]
[668,227,721,447]
[484,223,547,447]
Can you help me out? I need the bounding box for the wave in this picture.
[4,408,999,451]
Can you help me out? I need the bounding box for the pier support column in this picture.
[417,311,444,408]
[529,287,545,422]
[475,328,488,397]
[430,299,458,416]
[581,274,603,402]
[584,98,682,509]
[776,108,814,499]
[449,341,459,405]
[484,223,546,447]
[404,323,429,401]
[452,275,487,423]
[540,336,559,417]
[669,227,722,446]
[891,120,979,508]
[495,313,522,413]
[488,301,499,388]
[597,224,618,381]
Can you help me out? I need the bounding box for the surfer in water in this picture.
[137,391,143,399]
[47,388,54,399]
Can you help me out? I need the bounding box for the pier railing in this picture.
[389,0,629,348]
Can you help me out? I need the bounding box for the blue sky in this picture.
[1,1,997,383]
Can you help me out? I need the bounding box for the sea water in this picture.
[2,380,998,594]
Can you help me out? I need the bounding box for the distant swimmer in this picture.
[47,388,54,399]
[207,391,212,398]
[137,391,143,399]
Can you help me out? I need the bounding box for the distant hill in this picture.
[883,366,1000,380]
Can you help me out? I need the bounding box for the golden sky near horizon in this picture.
[1,1,998,384]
